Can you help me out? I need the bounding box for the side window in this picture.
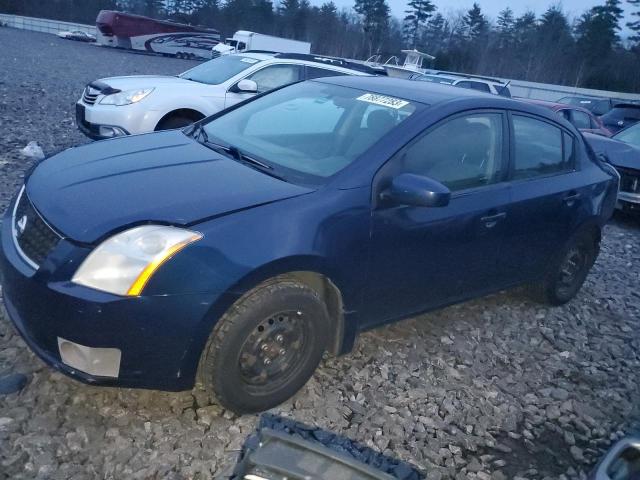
[306,66,347,80]
[456,81,472,90]
[246,64,302,93]
[571,110,591,129]
[559,109,571,122]
[399,113,504,191]
[512,115,571,180]
[469,82,491,93]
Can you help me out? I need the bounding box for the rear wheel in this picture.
[198,278,329,414]
[528,231,598,305]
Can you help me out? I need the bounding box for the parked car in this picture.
[1,77,618,414]
[601,104,640,135]
[584,122,640,214]
[557,95,625,116]
[410,72,511,97]
[57,30,96,42]
[75,52,373,140]
[524,99,612,137]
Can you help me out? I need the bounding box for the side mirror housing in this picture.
[385,173,451,208]
[236,79,258,93]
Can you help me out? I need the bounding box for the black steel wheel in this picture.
[529,231,598,306]
[198,277,329,414]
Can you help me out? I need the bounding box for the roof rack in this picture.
[435,71,505,84]
[275,53,385,75]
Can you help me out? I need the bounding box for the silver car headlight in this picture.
[99,88,154,106]
[72,225,202,296]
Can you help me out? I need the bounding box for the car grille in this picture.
[12,188,62,268]
[210,50,221,59]
[82,86,100,105]
[618,167,640,194]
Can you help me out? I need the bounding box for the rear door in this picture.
[499,113,589,282]
[364,111,511,325]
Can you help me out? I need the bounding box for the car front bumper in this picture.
[617,190,640,213]
[75,100,161,140]
[0,205,220,391]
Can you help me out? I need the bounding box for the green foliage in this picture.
[402,0,434,48]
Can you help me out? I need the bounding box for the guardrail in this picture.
[0,13,96,36]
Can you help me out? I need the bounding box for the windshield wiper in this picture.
[194,130,287,182]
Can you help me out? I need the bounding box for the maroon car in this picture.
[524,99,612,137]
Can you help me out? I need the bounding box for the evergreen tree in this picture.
[464,3,487,40]
[402,0,435,48]
[353,0,390,56]
[629,0,640,43]
[496,7,514,47]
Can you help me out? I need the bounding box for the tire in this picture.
[198,278,329,414]
[528,231,599,306]
[156,115,196,131]
[175,52,184,59]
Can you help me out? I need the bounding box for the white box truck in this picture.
[211,31,311,58]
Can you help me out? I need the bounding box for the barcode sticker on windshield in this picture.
[357,93,409,109]
[241,58,259,63]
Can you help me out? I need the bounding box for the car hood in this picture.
[26,130,313,244]
[583,132,640,171]
[95,75,197,91]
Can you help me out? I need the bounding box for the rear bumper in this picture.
[0,205,220,391]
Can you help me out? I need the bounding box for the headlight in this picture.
[72,225,202,296]
[99,88,154,106]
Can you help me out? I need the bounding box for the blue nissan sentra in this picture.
[0,77,618,413]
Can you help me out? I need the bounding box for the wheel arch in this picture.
[155,108,206,130]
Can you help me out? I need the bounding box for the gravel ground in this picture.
[1,27,640,480]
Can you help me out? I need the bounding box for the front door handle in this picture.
[564,191,581,206]
[481,212,507,228]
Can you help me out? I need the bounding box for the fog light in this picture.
[57,337,121,378]
[98,126,126,138]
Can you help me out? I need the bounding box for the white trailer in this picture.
[212,31,311,58]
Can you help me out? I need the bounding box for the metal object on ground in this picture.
[234,428,397,480]
[589,437,640,480]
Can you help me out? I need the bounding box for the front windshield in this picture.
[201,81,418,182]
[614,123,640,147]
[180,55,260,85]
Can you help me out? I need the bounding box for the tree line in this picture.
[2,0,640,92]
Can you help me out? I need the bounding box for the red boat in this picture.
[96,10,220,59]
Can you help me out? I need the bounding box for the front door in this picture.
[363,111,511,326]
[225,64,303,108]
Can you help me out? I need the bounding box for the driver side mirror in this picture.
[383,173,451,208]
[236,79,258,93]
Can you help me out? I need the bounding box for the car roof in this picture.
[524,98,592,114]
[315,75,520,105]
[236,52,375,75]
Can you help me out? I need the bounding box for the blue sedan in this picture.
[0,77,618,413]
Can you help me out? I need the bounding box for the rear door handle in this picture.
[564,191,581,206]
[481,212,507,228]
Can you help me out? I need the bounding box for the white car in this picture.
[411,73,512,97]
[76,53,372,140]
[57,30,96,42]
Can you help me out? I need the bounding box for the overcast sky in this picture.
[331,0,633,32]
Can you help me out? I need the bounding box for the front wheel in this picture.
[198,278,329,414]
[529,232,598,306]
